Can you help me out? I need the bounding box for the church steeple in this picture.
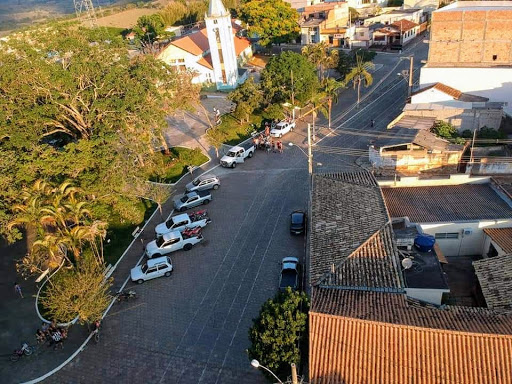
[205,0,240,90]
[208,0,228,17]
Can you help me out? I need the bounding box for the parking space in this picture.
[52,145,308,383]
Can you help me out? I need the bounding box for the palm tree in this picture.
[343,54,374,107]
[302,42,339,82]
[323,78,344,129]
[8,179,53,241]
[309,92,328,141]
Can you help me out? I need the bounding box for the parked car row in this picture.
[130,173,221,284]
[279,210,307,292]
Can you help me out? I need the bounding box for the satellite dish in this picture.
[402,258,413,270]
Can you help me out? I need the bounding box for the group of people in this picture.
[253,133,283,154]
[35,320,68,350]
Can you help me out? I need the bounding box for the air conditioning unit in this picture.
[463,228,473,236]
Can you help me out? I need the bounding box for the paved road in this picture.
[51,149,308,383]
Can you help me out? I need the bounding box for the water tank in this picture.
[414,234,435,252]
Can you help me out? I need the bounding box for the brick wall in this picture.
[428,8,512,65]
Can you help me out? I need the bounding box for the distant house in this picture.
[364,7,425,26]
[299,2,349,46]
[369,115,466,173]
[481,227,512,258]
[405,82,505,132]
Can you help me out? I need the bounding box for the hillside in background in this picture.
[0,0,155,31]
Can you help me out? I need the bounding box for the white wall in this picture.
[403,0,439,13]
[378,174,491,187]
[405,287,449,305]
[419,220,512,256]
[411,88,474,109]
[420,67,512,116]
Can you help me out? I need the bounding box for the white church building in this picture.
[157,0,251,90]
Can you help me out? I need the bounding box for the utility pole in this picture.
[73,0,98,28]
[308,123,313,175]
[469,128,477,165]
[408,55,414,98]
[291,69,295,120]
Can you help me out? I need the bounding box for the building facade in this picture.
[420,1,512,115]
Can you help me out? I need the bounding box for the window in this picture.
[157,264,168,271]
[435,232,459,239]
[147,267,158,274]
[493,55,498,61]
[178,58,185,63]
[214,20,218,24]
[221,69,227,83]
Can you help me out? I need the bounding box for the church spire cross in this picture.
[208,0,228,18]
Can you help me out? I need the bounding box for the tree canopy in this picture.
[134,14,167,43]
[0,24,195,242]
[240,0,300,47]
[248,288,309,380]
[260,51,319,106]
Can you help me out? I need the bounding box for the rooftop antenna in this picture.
[74,0,98,28]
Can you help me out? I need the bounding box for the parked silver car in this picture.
[186,174,220,192]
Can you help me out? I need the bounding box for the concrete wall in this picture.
[419,220,512,256]
[419,67,512,116]
[468,161,512,175]
[377,174,491,187]
[370,145,463,172]
[429,7,512,65]
[404,107,503,131]
[404,0,438,13]
[158,46,213,84]
[405,287,449,305]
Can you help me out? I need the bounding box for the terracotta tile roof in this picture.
[382,184,512,223]
[310,310,512,384]
[170,29,210,56]
[233,36,251,56]
[197,54,213,69]
[311,288,512,334]
[474,253,512,311]
[412,82,489,102]
[310,172,390,286]
[484,228,512,254]
[167,26,251,57]
[319,223,403,290]
[391,18,419,32]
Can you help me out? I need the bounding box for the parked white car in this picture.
[270,121,295,138]
[145,230,203,258]
[130,256,173,284]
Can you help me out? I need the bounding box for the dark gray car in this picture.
[186,174,220,192]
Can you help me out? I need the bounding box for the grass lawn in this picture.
[103,199,156,267]
[218,114,263,146]
[149,147,209,184]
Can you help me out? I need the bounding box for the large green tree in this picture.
[301,42,339,82]
[248,289,309,380]
[260,51,319,107]
[228,77,263,123]
[134,14,167,43]
[0,24,192,242]
[240,0,299,47]
[343,54,374,106]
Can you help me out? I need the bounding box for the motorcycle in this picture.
[190,210,208,221]
[183,226,202,238]
[116,290,137,302]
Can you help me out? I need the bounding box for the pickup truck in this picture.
[270,120,295,138]
[220,142,255,168]
[145,230,203,258]
[279,257,299,291]
[174,191,211,212]
[155,212,211,237]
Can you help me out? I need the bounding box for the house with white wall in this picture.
[420,1,512,116]
[380,176,512,258]
[405,82,504,131]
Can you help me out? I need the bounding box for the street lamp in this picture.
[250,360,284,384]
[288,124,313,175]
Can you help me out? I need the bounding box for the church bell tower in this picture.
[205,0,239,90]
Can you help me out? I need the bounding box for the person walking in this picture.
[14,282,23,298]
[278,141,283,154]
[370,119,375,128]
